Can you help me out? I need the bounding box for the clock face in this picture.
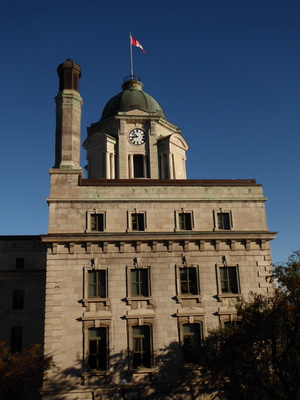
[128,128,147,145]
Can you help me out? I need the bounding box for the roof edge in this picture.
[79,178,260,187]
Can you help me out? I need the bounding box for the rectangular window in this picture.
[88,327,108,371]
[132,325,152,369]
[10,327,23,353]
[91,213,104,232]
[159,154,169,179]
[13,290,24,310]
[88,270,107,298]
[220,267,239,294]
[179,267,198,295]
[133,155,145,178]
[224,320,241,329]
[179,212,192,230]
[131,213,145,231]
[183,323,203,363]
[131,268,149,297]
[16,258,24,269]
[217,212,231,230]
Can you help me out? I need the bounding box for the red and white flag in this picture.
[131,36,146,53]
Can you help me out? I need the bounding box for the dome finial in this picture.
[122,77,143,92]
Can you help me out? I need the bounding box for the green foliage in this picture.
[198,251,300,400]
[0,343,52,400]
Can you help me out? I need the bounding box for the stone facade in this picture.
[0,59,276,400]
[0,236,46,351]
[41,61,276,400]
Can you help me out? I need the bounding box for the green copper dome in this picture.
[100,79,166,121]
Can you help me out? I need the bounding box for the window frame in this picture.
[130,268,149,297]
[127,210,147,232]
[126,265,152,302]
[175,264,202,303]
[128,153,148,179]
[216,264,241,298]
[87,269,107,299]
[83,267,109,307]
[133,154,146,178]
[213,209,233,231]
[132,325,152,369]
[10,326,23,353]
[177,316,204,365]
[87,326,109,371]
[182,323,203,363]
[127,320,154,371]
[222,318,241,328]
[86,210,106,233]
[83,320,110,374]
[174,210,194,231]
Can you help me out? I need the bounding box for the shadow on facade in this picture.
[42,342,205,400]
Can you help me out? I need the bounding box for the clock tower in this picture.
[83,78,188,179]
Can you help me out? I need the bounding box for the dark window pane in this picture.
[13,290,24,310]
[224,320,241,329]
[179,213,192,230]
[131,213,145,231]
[16,258,24,269]
[11,326,23,353]
[228,268,238,293]
[88,354,97,369]
[132,326,151,368]
[220,267,229,293]
[180,267,198,295]
[220,267,238,294]
[91,213,104,231]
[180,268,188,293]
[88,327,107,371]
[131,269,148,296]
[89,340,98,354]
[88,270,106,298]
[183,323,202,363]
[65,71,72,89]
[133,155,144,178]
[73,74,78,91]
[218,213,230,230]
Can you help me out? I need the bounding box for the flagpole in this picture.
[129,32,134,79]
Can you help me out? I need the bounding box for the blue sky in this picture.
[0,0,299,264]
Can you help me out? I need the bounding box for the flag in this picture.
[131,36,146,53]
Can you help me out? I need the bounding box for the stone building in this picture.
[0,59,276,400]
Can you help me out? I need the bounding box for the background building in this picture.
[0,59,276,400]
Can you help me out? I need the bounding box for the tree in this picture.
[0,343,52,400]
[198,251,300,400]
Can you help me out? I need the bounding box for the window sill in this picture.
[217,293,242,302]
[126,229,147,233]
[82,371,111,376]
[130,368,155,374]
[84,229,106,234]
[126,296,154,305]
[180,364,201,371]
[176,294,202,304]
[213,228,232,232]
[81,371,111,385]
[82,298,110,307]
